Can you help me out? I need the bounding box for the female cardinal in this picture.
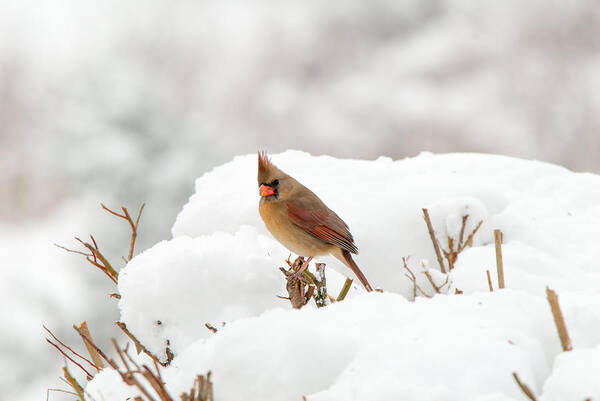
[257,151,373,292]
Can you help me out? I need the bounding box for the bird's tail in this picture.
[341,250,373,292]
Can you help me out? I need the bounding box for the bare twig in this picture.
[336,278,353,301]
[77,321,105,371]
[422,208,446,273]
[402,258,432,298]
[53,243,91,257]
[43,325,99,371]
[101,203,145,261]
[55,238,118,284]
[46,339,94,380]
[458,220,483,252]
[421,265,449,294]
[494,229,505,289]
[486,270,494,292]
[181,372,214,401]
[77,236,119,280]
[402,257,417,299]
[62,366,85,401]
[111,341,160,401]
[546,287,572,352]
[116,321,172,367]
[72,324,118,370]
[512,372,537,401]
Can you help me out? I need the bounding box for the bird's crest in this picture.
[258,150,271,173]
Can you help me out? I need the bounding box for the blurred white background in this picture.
[1,1,599,399]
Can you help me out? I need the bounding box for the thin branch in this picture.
[546,287,573,352]
[458,220,483,252]
[111,341,159,401]
[116,321,172,367]
[494,229,505,289]
[402,257,417,299]
[336,278,353,301]
[101,202,145,261]
[62,366,85,401]
[43,325,99,371]
[55,240,118,284]
[142,364,173,401]
[402,259,432,298]
[422,208,446,273]
[77,321,105,371]
[46,339,93,380]
[75,237,119,282]
[72,324,118,370]
[486,270,494,292]
[512,372,537,401]
[53,243,92,257]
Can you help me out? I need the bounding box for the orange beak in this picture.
[259,184,275,197]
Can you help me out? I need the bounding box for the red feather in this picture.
[286,201,358,254]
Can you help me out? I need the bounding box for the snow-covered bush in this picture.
[64,151,600,400]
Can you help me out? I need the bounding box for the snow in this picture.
[88,151,600,400]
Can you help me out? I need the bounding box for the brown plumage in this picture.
[257,151,373,291]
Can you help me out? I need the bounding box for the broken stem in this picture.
[422,208,446,273]
[486,270,493,292]
[494,229,505,289]
[546,287,572,352]
[336,278,353,301]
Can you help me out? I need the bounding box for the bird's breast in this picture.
[259,201,333,257]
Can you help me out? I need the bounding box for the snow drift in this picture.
[87,151,600,401]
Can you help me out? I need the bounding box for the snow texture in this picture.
[89,151,600,400]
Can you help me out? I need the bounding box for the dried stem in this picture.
[116,321,172,367]
[111,340,161,401]
[72,324,118,370]
[46,338,94,380]
[422,269,448,294]
[458,220,483,252]
[512,372,537,401]
[402,257,432,298]
[494,229,505,289]
[77,321,105,371]
[101,203,145,261]
[62,366,85,401]
[422,208,446,273]
[55,237,118,284]
[486,270,494,292]
[44,325,99,372]
[546,287,573,352]
[181,372,214,401]
[336,278,353,301]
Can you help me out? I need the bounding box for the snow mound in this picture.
[117,226,288,355]
[92,152,600,401]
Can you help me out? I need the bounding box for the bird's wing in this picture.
[286,201,358,254]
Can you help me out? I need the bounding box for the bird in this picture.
[257,151,373,292]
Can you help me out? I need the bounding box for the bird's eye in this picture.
[272,179,279,186]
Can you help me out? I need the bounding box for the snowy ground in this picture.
[84,151,600,401]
